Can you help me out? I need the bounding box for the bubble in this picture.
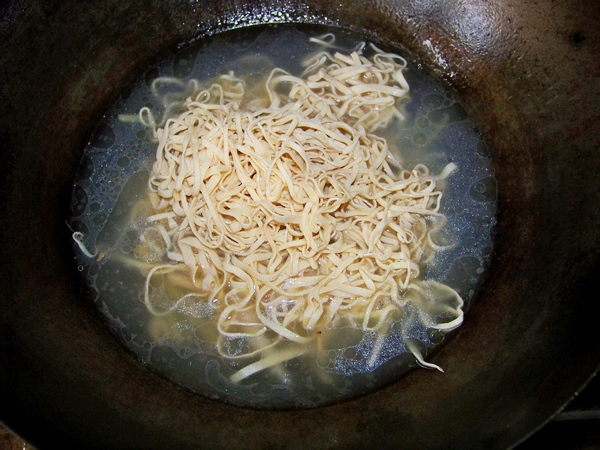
[222,26,263,50]
[423,93,444,109]
[428,103,468,125]
[413,133,427,145]
[121,327,132,341]
[417,117,429,128]
[477,140,491,158]
[71,184,88,216]
[90,123,116,148]
[78,156,94,180]
[344,347,357,359]
[92,213,107,226]
[89,264,100,276]
[427,327,445,344]
[317,354,329,366]
[469,177,497,202]
[201,341,213,353]
[117,157,130,168]
[482,246,493,259]
[444,256,482,293]
[173,47,197,78]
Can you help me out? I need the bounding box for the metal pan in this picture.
[1,1,599,448]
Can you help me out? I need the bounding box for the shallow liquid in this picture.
[70,25,497,409]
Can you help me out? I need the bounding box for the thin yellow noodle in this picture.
[230,345,306,383]
[131,41,464,381]
[406,339,444,373]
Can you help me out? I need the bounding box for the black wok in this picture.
[1,0,599,448]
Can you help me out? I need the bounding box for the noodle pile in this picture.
[136,43,463,380]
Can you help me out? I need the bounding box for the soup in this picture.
[69,25,497,408]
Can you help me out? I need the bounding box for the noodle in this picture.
[124,41,464,382]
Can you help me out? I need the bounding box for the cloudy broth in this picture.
[70,25,497,408]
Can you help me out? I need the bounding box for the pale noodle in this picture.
[134,42,463,381]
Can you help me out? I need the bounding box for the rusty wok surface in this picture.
[1,0,600,448]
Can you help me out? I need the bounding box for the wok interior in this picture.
[1,0,599,448]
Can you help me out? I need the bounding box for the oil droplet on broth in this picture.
[69,25,497,409]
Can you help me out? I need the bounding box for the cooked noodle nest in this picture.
[129,41,464,381]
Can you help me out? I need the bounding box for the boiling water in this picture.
[69,25,497,408]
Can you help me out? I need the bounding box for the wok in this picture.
[1,0,599,448]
